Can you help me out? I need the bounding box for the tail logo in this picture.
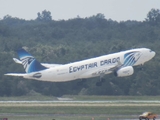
[21,56,35,71]
[17,48,47,73]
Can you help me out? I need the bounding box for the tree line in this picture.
[0,9,160,96]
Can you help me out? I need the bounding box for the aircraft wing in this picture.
[81,61,123,78]
[91,65,117,76]
[107,60,122,71]
[41,63,62,68]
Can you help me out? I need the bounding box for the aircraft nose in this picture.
[150,50,156,59]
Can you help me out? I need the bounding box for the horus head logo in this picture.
[21,56,35,72]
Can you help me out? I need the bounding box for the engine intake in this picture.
[115,66,134,77]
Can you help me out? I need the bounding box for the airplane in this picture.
[5,48,155,83]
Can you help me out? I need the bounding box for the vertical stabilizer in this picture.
[17,49,47,73]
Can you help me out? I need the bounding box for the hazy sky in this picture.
[0,0,160,21]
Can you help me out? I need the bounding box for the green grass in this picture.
[0,95,57,101]
[0,106,159,114]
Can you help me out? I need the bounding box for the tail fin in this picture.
[17,49,47,73]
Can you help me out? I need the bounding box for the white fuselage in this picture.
[24,48,155,82]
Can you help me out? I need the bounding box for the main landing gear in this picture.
[96,78,105,86]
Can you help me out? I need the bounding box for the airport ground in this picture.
[0,95,160,120]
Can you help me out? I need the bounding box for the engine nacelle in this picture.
[115,66,134,77]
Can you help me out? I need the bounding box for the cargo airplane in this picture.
[5,48,155,82]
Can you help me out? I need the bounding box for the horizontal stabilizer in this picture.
[4,73,26,77]
[13,58,62,68]
[13,58,22,64]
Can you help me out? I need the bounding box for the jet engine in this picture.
[115,66,134,77]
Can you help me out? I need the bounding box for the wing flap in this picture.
[80,65,115,78]
[91,65,115,76]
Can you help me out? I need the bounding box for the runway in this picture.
[0,100,160,107]
[0,100,160,103]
